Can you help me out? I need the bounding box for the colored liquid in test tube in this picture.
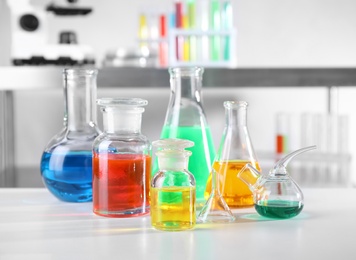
[175,1,184,60]
[276,113,290,154]
[138,13,148,49]
[159,14,168,66]
[186,0,197,61]
[210,0,221,61]
[196,0,210,62]
[222,1,232,60]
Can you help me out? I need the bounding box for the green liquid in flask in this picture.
[155,125,215,204]
[255,200,303,219]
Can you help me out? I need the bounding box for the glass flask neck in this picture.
[63,69,98,132]
[166,67,207,127]
[225,101,247,126]
[169,67,203,102]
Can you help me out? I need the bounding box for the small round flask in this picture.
[151,138,196,231]
[205,101,260,208]
[238,146,316,219]
[40,68,101,202]
[93,98,151,217]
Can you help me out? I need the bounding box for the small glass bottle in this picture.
[151,138,196,231]
[93,98,151,217]
[205,101,260,208]
[40,68,101,203]
[155,67,216,207]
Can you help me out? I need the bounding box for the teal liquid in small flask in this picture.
[153,67,216,207]
[238,146,316,219]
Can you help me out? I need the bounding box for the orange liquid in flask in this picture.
[205,160,260,208]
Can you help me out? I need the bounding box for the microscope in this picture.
[6,0,95,66]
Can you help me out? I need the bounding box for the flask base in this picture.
[152,221,195,231]
[43,178,92,203]
[93,207,150,218]
[255,201,303,219]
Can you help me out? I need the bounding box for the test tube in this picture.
[138,12,148,50]
[175,1,184,61]
[183,14,190,61]
[276,113,290,154]
[148,9,159,57]
[221,0,232,61]
[210,0,221,61]
[187,0,196,61]
[196,0,210,62]
[159,13,168,67]
[337,115,350,186]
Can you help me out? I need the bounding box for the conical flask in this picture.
[238,145,316,219]
[40,68,101,202]
[205,101,260,208]
[155,67,216,206]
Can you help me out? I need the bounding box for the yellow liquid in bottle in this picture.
[150,186,196,231]
[205,160,260,208]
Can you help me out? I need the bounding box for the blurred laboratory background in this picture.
[1,0,356,188]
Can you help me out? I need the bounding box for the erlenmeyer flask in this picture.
[205,101,260,208]
[155,67,216,206]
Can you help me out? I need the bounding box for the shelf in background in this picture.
[99,67,356,87]
[1,67,356,90]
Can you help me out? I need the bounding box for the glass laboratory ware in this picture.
[238,145,316,219]
[197,167,235,223]
[205,101,260,208]
[151,138,196,231]
[40,68,100,203]
[93,98,151,218]
[155,67,215,207]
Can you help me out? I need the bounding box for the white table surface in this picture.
[0,188,355,260]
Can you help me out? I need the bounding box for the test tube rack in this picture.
[137,0,237,68]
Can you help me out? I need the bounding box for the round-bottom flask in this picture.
[40,69,101,202]
[238,146,316,219]
[93,98,151,217]
[151,139,196,231]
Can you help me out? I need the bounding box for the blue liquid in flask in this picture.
[41,150,93,202]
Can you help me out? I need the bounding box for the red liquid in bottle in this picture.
[93,153,151,217]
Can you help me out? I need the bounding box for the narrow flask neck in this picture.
[167,67,206,127]
[64,69,97,131]
[103,110,143,134]
[226,104,247,127]
[169,67,203,102]
[170,75,202,102]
